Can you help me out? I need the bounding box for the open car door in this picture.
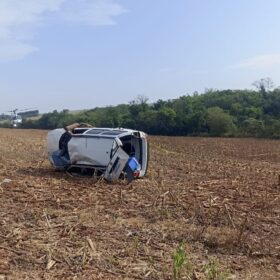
[104,147,129,182]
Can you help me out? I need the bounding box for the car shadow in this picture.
[17,167,100,182]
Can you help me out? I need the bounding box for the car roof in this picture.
[72,127,140,138]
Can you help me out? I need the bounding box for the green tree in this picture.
[242,118,264,137]
[156,107,176,135]
[252,77,274,96]
[206,107,236,136]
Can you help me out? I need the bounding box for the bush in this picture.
[206,107,236,136]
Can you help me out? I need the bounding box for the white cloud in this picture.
[0,0,126,62]
[0,41,38,62]
[62,0,127,26]
[0,0,65,61]
[228,54,280,70]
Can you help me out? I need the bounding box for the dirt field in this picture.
[0,128,279,279]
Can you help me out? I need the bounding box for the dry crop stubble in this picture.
[0,129,279,279]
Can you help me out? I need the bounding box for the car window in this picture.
[101,130,128,136]
[86,129,110,135]
[72,128,88,134]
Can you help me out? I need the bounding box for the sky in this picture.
[1,0,280,113]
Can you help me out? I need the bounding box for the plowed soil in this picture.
[0,128,279,279]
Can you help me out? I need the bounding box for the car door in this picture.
[104,146,129,181]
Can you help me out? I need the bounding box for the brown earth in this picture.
[0,128,279,279]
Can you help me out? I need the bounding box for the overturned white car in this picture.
[47,125,149,182]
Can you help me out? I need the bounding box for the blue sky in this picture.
[1,0,280,113]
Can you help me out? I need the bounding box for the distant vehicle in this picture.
[47,124,149,182]
[8,108,38,127]
[9,109,22,127]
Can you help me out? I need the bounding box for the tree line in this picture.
[6,79,280,138]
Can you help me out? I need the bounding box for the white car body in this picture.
[11,115,22,127]
[47,127,149,181]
